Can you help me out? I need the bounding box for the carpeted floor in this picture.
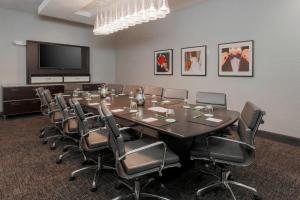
[0,114,299,200]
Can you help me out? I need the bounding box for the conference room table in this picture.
[64,92,239,167]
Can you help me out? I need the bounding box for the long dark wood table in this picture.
[66,92,239,168]
[70,93,239,138]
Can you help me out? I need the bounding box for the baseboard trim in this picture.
[258,130,300,146]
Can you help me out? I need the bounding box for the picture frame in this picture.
[154,49,173,75]
[218,40,254,77]
[181,45,207,76]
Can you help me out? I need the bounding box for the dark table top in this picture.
[66,92,239,139]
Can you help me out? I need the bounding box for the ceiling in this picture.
[0,0,205,25]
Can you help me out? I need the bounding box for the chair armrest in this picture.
[84,112,94,117]
[62,116,77,124]
[118,141,167,175]
[83,127,101,137]
[84,115,101,121]
[207,136,255,150]
[119,127,132,132]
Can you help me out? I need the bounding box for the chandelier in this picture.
[93,0,170,35]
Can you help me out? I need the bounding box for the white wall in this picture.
[115,0,300,138]
[0,7,116,111]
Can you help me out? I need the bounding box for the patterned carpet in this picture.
[0,114,299,200]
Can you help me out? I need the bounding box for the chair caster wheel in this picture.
[56,159,62,164]
[253,194,262,200]
[82,160,93,165]
[63,147,68,152]
[42,140,48,144]
[69,176,76,181]
[39,134,45,138]
[114,181,123,190]
[90,187,97,192]
[50,146,56,150]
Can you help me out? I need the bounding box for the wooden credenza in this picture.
[2,85,64,119]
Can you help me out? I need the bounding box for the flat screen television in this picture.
[39,43,82,69]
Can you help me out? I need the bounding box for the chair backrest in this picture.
[107,83,124,94]
[55,94,70,119]
[144,85,163,97]
[238,101,265,145]
[71,99,86,121]
[196,92,227,109]
[100,102,126,159]
[123,85,141,94]
[42,89,55,108]
[55,94,68,111]
[163,88,188,100]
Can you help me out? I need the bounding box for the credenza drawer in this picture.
[3,87,37,101]
[3,99,41,115]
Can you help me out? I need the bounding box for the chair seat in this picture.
[65,118,78,133]
[208,137,245,163]
[85,130,108,149]
[122,138,179,175]
[191,136,246,163]
[51,111,63,123]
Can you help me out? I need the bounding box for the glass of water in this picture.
[111,89,115,96]
[205,105,214,114]
[165,109,175,119]
[129,91,134,99]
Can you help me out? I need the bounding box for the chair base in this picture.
[56,145,86,164]
[113,178,170,200]
[69,153,115,192]
[196,170,262,200]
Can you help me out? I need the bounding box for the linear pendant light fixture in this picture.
[93,0,170,35]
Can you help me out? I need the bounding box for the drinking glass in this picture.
[129,91,134,98]
[111,89,115,96]
[130,101,138,110]
[205,105,214,114]
[165,109,175,119]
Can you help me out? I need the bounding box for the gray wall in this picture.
[115,0,300,138]
[0,7,116,112]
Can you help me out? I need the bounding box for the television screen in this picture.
[39,44,82,69]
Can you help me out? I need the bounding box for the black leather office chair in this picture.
[191,102,265,200]
[196,92,227,109]
[35,87,52,138]
[101,102,181,200]
[41,89,65,150]
[54,94,81,164]
[69,99,114,192]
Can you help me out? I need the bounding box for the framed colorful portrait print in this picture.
[154,49,173,75]
[218,40,254,77]
[181,46,206,76]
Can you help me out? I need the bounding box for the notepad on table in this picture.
[142,118,158,123]
[206,118,223,123]
[88,103,100,106]
[111,109,124,113]
[161,100,171,103]
[194,106,205,110]
[148,107,168,113]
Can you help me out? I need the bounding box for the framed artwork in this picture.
[218,40,254,77]
[181,45,206,76]
[154,49,173,75]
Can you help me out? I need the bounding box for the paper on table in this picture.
[129,110,138,113]
[148,107,168,113]
[90,94,100,97]
[88,103,100,106]
[63,94,71,97]
[206,118,223,123]
[111,109,124,113]
[161,100,171,103]
[73,98,83,100]
[105,103,111,106]
[142,117,158,123]
[194,106,205,110]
